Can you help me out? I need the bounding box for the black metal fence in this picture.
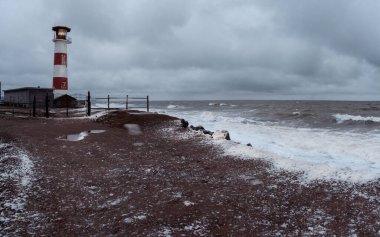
[0,92,150,118]
[0,95,51,117]
[0,102,34,116]
[88,93,149,116]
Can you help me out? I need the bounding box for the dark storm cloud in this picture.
[1,0,380,100]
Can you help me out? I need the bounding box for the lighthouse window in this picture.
[58,29,66,36]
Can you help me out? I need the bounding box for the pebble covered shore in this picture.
[1,111,380,236]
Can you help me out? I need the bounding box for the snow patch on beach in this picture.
[99,196,129,209]
[159,124,194,141]
[156,220,209,237]
[0,141,34,224]
[184,200,195,206]
[123,212,148,224]
[124,124,142,135]
[54,110,111,120]
[88,110,112,120]
[57,130,106,141]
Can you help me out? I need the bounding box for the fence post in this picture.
[45,93,49,118]
[107,95,110,110]
[126,95,128,110]
[87,91,91,116]
[66,96,69,117]
[32,96,36,117]
[147,96,149,112]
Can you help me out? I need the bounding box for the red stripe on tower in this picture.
[54,53,67,66]
[52,26,71,96]
[53,77,68,89]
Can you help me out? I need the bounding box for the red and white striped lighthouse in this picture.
[52,26,71,96]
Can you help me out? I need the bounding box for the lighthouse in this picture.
[52,26,71,96]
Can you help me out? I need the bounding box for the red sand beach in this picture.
[1,111,380,236]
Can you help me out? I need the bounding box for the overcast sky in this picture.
[1,0,380,100]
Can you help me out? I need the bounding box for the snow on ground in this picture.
[87,110,112,120]
[124,124,142,135]
[155,220,209,237]
[0,141,34,225]
[52,109,111,120]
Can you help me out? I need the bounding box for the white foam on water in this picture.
[158,109,380,182]
[217,124,380,182]
[167,105,178,109]
[94,102,127,109]
[334,113,380,124]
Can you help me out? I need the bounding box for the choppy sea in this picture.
[150,100,380,182]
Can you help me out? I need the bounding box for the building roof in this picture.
[52,26,71,32]
[54,94,77,101]
[3,87,53,92]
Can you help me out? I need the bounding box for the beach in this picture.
[1,110,380,236]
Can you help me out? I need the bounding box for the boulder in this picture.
[213,130,231,140]
[190,125,205,131]
[180,119,189,128]
[247,143,252,147]
[203,130,214,135]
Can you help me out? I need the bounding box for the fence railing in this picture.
[126,95,150,112]
[88,93,149,115]
[0,95,51,117]
[0,92,150,118]
[0,102,34,116]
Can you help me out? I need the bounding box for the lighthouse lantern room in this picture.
[52,26,71,97]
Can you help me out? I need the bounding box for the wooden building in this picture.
[53,94,77,108]
[3,87,54,108]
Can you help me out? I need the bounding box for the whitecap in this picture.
[334,114,380,124]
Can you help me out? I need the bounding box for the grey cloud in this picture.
[1,0,380,100]
[268,0,380,66]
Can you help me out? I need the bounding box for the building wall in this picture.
[4,89,54,108]
[54,96,77,108]
[4,90,29,105]
[29,90,54,108]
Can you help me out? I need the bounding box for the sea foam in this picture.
[161,109,380,183]
[334,113,380,124]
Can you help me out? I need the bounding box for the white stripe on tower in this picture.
[55,41,67,53]
[53,65,68,78]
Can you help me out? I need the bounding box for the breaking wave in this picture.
[167,105,179,109]
[334,114,380,124]
[158,108,380,182]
